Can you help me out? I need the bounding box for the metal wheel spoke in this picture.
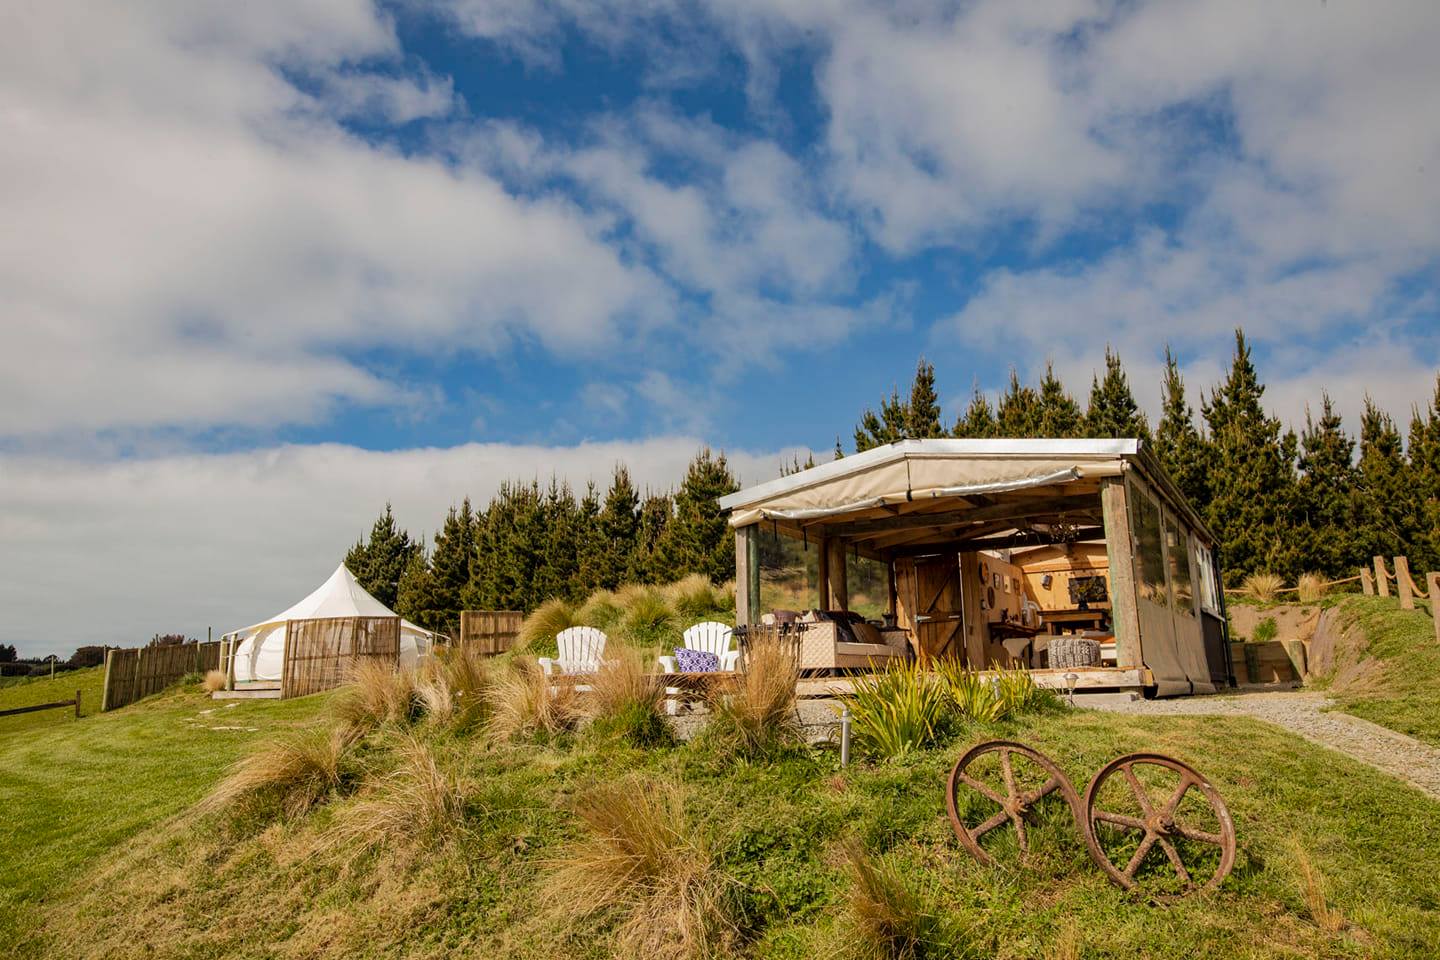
[1093,809,1147,831]
[958,772,1006,807]
[1000,749,1019,803]
[972,809,1010,838]
[1161,777,1193,818]
[1121,763,1157,818]
[1157,837,1192,886]
[1020,775,1061,806]
[1123,832,1157,879]
[1012,812,1029,851]
[1169,822,1224,846]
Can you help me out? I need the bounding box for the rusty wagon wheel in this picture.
[946,740,1083,866]
[1082,753,1236,895]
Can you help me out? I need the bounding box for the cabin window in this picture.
[1195,542,1221,614]
[1166,518,1195,616]
[1129,482,1169,606]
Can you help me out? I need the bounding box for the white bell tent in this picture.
[225,564,436,683]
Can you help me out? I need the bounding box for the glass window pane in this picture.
[1129,483,1169,606]
[1167,518,1195,616]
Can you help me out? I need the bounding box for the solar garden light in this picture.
[1064,672,1079,706]
[840,707,852,767]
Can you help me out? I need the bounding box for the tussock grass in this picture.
[517,597,580,656]
[333,660,420,733]
[327,735,466,855]
[704,638,800,757]
[1290,841,1345,933]
[487,658,579,741]
[1242,572,1286,604]
[548,775,735,960]
[418,645,492,731]
[617,586,678,649]
[202,670,227,693]
[1297,572,1329,603]
[202,729,349,821]
[664,574,727,622]
[577,589,624,631]
[840,836,940,960]
[582,646,668,746]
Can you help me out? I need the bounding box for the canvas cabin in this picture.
[718,439,1231,696]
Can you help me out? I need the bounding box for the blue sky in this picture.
[3,0,1439,655]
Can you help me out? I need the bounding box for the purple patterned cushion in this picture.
[674,647,720,673]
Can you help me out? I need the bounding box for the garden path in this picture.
[1088,690,1440,800]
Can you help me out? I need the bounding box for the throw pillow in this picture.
[674,647,721,673]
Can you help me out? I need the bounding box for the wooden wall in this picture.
[1010,542,1111,611]
[281,616,400,699]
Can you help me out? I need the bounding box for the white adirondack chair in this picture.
[538,626,608,675]
[657,621,738,674]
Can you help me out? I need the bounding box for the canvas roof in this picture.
[225,564,434,639]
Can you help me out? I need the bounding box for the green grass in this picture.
[0,666,106,735]
[4,681,1440,959]
[0,685,330,951]
[1314,596,1440,747]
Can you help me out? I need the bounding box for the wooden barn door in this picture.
[894,552,966,662]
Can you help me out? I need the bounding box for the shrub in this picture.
[327,735,465,854]
[1297,572,1329,603]
[548,775,735,960]
[665,573,727,622]
[486,658,580,741]
[617,586,679,650]
[838,661,951,759]
[202,670,227,693]
[516,598,580,657]
[333,660,420,733]
[1252,617,1279,644]
[704,637,800,757]
[202,729,349,821]
[582,646,669,746]
[577,589,624,631]
[1242,572,1285,604]
[840,836,941,960]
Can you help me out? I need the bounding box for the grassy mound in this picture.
[516,575,735,661]
[5,673,1440,959]
[1310,596,1440,747]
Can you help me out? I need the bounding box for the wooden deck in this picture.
[795,666,1150,699]
[211,681,281,700]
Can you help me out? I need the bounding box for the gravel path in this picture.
[1087,691,1440,800]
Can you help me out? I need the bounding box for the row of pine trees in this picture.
[852,331,1440,584]
[346,329,1440,636]
[344,451,741,636]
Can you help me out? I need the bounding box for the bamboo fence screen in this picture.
[458,610,523,656]
[280,616,400,699]
[102,640,223,711]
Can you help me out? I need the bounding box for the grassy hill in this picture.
[0,666,106,735]
[1310,597,1440,747]
[4,672,1440,959]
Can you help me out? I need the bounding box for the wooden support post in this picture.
[75,690,82,719]
[734,526,759,627]
[816,535,830,612]
[827,539,849,611]
[1374,556,1390,598]
[100,648,115,713]
[1396,556,1414,610]
[886,562,897,618]
[1100,477,1142,670]
[1360,567,1375,595]
[1430,573,1440,645]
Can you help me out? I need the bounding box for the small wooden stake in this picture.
[1429,573,1440,645]
[1374,556,1390,598]
[1360,567,1375,595]
[100,648,115,712]
[1396,556,1415,610]
[75,690,82,719]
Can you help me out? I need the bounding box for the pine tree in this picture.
[1152,347,1210,508]
[598,466,640,589]
[952,386,999,438]
[1295,394,1362,576]
[395,547,444,634]
[1201,330,1297,582]
[573,481,607,597]
[853,386,908,452]
[342,503,416,610]
[1035,362,1084,438]
[906,358,943,438]
[1085,348,1150,440]
[532,478,581,603]
[629,491,673,583]
[653,448,741,583]
[1357,396,1421,564]
[429,498,476,634]
[996,370,1041,437]
[1408,376,1440,570]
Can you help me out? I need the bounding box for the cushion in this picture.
[851,622,882,646]
[674,647,721,673]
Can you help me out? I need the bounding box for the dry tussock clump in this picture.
[327,735,467,855]
[1297,572,1330,603]
[548,775,734,960]
[202,729,349,821]
[516,598,580,656]
[1291,841,1346,934]
[333,660,420,733]
[705,638,800,756]
[616,586,678,648]
[1242,572,1286,604]
[581,645,668,746]
[202,670,227,693]
[663,574,726,622]
[840,836,940,960]
[577,589,624,631]
[487,658,580,741]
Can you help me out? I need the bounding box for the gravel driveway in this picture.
[1086,690,1440,800]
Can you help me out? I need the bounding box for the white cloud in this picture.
[0,438,805,658]
[0,0,667,440]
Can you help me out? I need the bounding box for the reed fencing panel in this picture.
[103,641,215,711]
[195,640,222,674]
[101,648,141,711]
[280,616,400,699]
[458,610,523,656]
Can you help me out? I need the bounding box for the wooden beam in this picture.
[1396,556,1415,610]
[817,493,1096,539]
[1374,556,1391,597]
[888,526,1106,558]
[816,534,830,612]
[886,562,897,617]
[1429,573,1440,645]
[1100,477,1142,671]
[734,526,757,627]
[828,538,849,611]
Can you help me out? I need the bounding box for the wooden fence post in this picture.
[1395,556,1415,610]
[1360,567,1375,595]
[75,690,82,719]
[1374,556,1390,598]
[100,648,115,712]
[1430,573,1440,645]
